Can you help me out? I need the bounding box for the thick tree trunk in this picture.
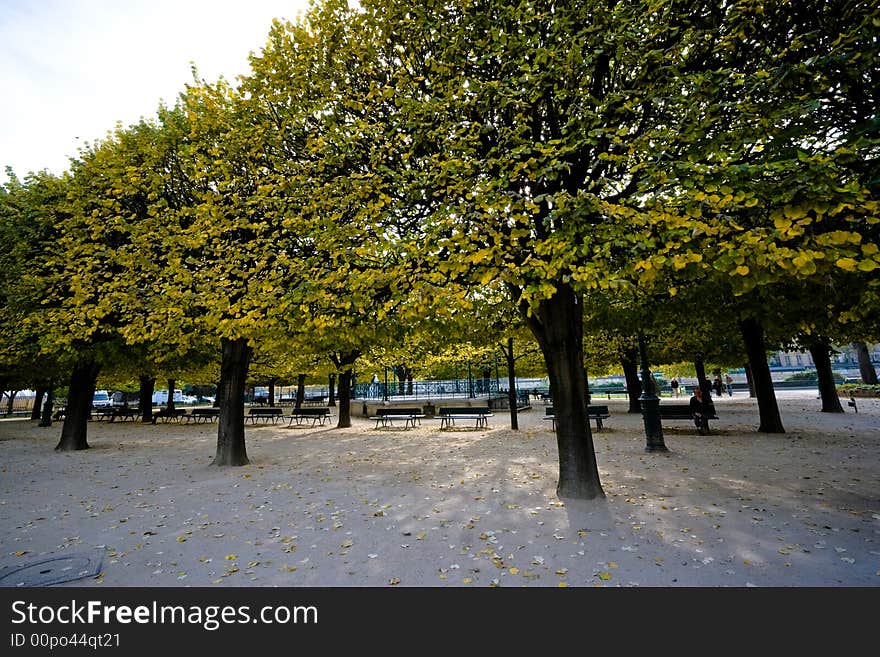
[295,374,306,410]
[621,347,642,413]
[166,378,176,413]
[138,375,155,423]
[809,336,844,413]
[31,385,47,421]
[745,363,756,398]
[505,337,519,430]
[854,342,878,385]
[268,379,276,407]
[694,357,708,399]
[693,356,716,415]
[337,369,354,428]
[524,284,604,500]
[56,360,101,451]
[739,317,785,433]
[213,337,252,466]
[5,390,17,415]
[328,373,336,407]
[331,351,360,428]
[38,385,54,427]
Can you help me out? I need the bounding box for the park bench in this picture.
[544,405,611,431]
[246,407,285,424]
[90,408,117,422]
[374,407,425,430]
[187,408,220,423]
[151,408,188,424]
[438,406,493,430]
[302,395,328,407]
[657,404,719,432]
[95,406,138,422]
[287,407,332,427]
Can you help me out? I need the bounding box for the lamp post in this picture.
[639,332,667,452]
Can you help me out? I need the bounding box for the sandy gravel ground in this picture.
[1,390,877,588]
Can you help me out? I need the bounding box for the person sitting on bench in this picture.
[689,386,710,435]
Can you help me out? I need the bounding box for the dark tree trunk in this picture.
[407,373,414,396]
[694,357,709,398]
[213,337,252,466]
[56,360,101,451]
[31,385,47,420]
[337,369,354,428]
[694,356,716,415]
[328,373,336,407]
[745,362,756,397]
[38,385,54,427]
[5,390,17,415]
[214,379,223,407]
[621,347,642,413]
[739,317,785,433]
[504,337,519,430]
[166,378,176,413]
[295,374,306,410]
[854,342,878,385]
[523,284,604,500]
[138,375,155,423]
[331,351,360,428]
[809,336,844,413]
[268,379,276,407]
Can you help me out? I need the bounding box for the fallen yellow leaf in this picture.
[225,554,237,561]
[597,572,612,581]
[508,567,520,575]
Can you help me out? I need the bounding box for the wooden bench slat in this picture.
[287,407,332,427]
[545,405,610,430]
[438,407,493,430]
[373,407,425,430]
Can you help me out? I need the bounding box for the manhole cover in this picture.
[0,549,105,587]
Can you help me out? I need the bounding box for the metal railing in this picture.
[353,377,501,401]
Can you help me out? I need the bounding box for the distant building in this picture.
[768,343,879,370]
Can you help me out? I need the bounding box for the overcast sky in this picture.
[0,0,312,184]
